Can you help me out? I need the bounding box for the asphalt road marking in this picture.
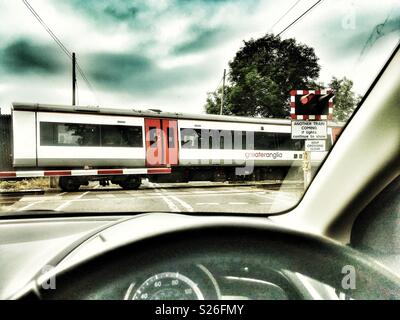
[55,191,90,211]
[165,193,194,212]
[17,191,69,211]
[157,188,194,212]
[147,182,194,213]
[154,190,181,212]
[228,202,248,205]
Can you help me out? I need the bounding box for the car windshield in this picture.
[0,0,399,215]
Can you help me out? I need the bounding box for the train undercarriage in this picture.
[55,166,298,192]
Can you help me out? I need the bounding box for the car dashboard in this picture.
[0,213,344,300]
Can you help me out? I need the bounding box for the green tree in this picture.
[204,87,228,115]
[205,34,321,118]
[328,76,361,122]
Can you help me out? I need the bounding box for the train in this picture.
[0,103,343,191]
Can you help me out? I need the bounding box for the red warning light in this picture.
[300,93,315,105]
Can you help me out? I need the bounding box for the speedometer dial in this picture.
[131,272,204,300]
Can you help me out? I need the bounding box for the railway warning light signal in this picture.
[290,89,334,120]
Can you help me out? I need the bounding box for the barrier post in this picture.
[303,150,312,190]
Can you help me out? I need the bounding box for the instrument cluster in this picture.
[124,262,296,300]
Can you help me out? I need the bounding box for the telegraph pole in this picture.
[72,52,76,106]
[219,69,226,115]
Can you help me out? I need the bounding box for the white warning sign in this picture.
[305,140,326,152]
[291,120,327,139]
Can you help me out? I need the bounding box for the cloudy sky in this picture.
[0,0,399,114]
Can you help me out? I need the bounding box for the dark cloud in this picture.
[103,5,139,21]
[88,53,154,84]
[63,0,259,29]
[87,52,215,95]
[173,26,228,54]
[69,0,140,22]
[1,39,64,74]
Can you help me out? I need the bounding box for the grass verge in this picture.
[0,177,51,191]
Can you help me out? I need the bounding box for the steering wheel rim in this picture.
[35,225,400,300]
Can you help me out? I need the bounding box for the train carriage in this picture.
[0,103,343,191]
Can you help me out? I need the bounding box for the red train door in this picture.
[163,119,179,166]
[145,118,178,167]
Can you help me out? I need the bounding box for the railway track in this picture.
[0,180,302,195]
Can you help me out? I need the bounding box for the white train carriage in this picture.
[13,109,146,168]
[0,103,342,191]
[177,119,328,167]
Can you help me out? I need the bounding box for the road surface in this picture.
[0,181,302,215]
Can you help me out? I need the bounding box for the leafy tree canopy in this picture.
[205,34,361,121]
[205,34,321,118]
[329,76,361,122]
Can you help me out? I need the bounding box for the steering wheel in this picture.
[33,224,400,300]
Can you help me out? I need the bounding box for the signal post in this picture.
[290,89,334,190]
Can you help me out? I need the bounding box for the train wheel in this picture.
[119,176,141,190]
[59,177,81,192]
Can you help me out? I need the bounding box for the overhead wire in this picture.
[268,0,302,32]
[277,0,323,37]
[22,0,100,105]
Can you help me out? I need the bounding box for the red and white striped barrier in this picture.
[290,89,334,120]
[0,167,171,179]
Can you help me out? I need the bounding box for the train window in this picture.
[149,126,158,148]
[180,129,255,150]
[196,129,233,150]
[40,122,100,146]
[101,126,121,146]
[40,122,55,146]
[40,122,143,147]
[198,130,209,149]
[243,131,255,150]
[180,128,199,149]
[67,124,99,146]
[275,133,304,151]
[254,132,277,150]
[126,126,143,147]
[100,125,143,147]
[219,130,233,149]
[167,127,175,148]
[200,129,222,149]
[233,131,246,150]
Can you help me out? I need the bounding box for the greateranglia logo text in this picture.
[245,151,283,159]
